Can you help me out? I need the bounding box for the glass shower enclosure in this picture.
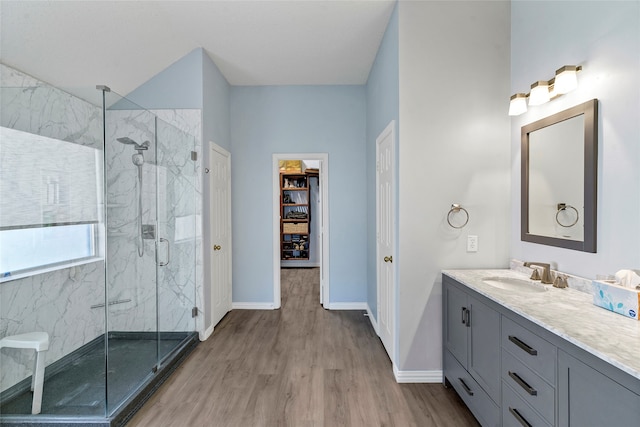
[0,70,199,426]
[101,88,199,422]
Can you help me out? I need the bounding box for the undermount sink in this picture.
[482,276,547,293]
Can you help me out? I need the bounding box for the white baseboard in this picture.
[232,302,275,310]
[366,304,379,335]
[199,324,215,341]
[326,302,367,310]
[393,365,443,383]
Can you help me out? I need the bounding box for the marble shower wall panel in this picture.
[104,109,158,333]
[0,65,102,150]
[0,262,105,392]
[0,64,104,392]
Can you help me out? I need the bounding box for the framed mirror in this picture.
[521,99,598,252]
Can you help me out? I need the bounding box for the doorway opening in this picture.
[272,154,329,309]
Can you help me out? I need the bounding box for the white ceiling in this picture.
[0,0,396,101]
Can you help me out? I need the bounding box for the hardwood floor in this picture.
[127,268,479,426]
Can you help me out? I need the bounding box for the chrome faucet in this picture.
[524,262,553,284]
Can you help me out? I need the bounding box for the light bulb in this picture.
[529,81,550,106]
[554,65,579,94]
[508,93,528,116]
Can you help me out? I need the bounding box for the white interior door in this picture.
[376,121,395,363]
[210,142,232,328]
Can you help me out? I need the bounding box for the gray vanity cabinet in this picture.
[443,272,640,427]
[443,276,501,426]
[558,350,640,426]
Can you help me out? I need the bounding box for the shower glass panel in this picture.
[102,91,198,418]
[1,68,198,425]
[103,90,161,415]
[155,118,197,355]
[0,81,107,419]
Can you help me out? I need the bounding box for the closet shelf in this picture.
[280,172,311,261]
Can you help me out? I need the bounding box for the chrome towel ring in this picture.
[556,203,579,227]
[447,204,469,229]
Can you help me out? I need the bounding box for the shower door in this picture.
[104,94,161,415]
[155,117,197,363]
[103,93,197,417]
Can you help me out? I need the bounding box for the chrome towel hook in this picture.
[447,204,469,229]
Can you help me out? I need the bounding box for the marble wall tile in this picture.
[0,261,106,392]
[0,65,105,392]
[1,65,101,150]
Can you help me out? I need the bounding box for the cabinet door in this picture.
[445,282,469,367]
[558,350,640,426]
[468,296,501,404]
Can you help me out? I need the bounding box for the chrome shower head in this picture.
[117,137,149,151]
[117,137,136,146]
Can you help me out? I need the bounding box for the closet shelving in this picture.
[280,172,310,260]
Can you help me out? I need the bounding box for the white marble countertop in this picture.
[442,268,640,381]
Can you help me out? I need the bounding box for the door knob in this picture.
[384,256,393,263]
[213,245,221,251]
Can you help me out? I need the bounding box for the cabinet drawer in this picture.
[503,381,552,427]
[502,349,555,424]
[445,350,500,427]
[502,316,556,384]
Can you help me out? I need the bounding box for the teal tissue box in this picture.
[592,280,640,320]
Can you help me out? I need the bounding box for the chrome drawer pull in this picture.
[508,335,538,355]
[458,378,474,396]
[508,371,538,396]
[509,407,533,427]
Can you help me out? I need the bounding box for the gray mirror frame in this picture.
[521,99,598,252]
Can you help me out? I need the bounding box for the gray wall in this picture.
[397,0,511,373]
[125,47,203,109]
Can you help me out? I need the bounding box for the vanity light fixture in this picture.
[508,93,528,116]
[528,80,551,106]
[508,65,582,116]
[554,65,581,94]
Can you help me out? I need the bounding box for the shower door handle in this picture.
[156,237,170,266]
